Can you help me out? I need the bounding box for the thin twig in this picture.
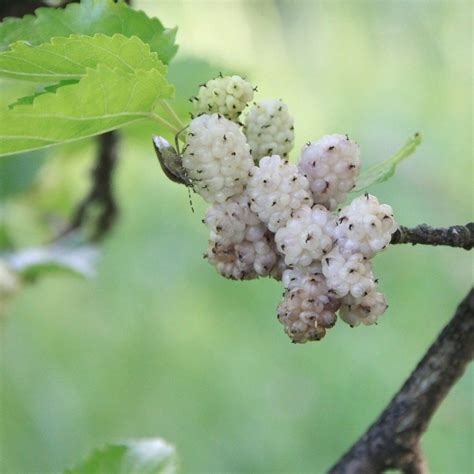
[328,287,474,473]
[58,131,119,241]
[391,223,473,250]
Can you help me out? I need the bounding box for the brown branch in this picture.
[0,0,78,21]
[58,131,120,241]
[328,287,474,474]
[391,223,473,250]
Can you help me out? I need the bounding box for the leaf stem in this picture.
[158,100,185,129]
[149,112,180,136]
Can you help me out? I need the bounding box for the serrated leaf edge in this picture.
[0,0,177,62]
[0,33,168,81]
[0,65,174,156]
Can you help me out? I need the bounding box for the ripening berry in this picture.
[277,284,340,343]
[334,193,398,257]
[298,134,360,210]
[204,193,280,280]
[282,262,324,290]
[206,233,279,280]
[339,290,388,327]
[204,194,265,247]
[269,253,287,281]
[182,114,253,203]
[244,99,295,162]
[192,75,254,121]
[247,155,313,232]
[322,247,375,298]
[278,263,341,343]
[206,241,257,280]
[275,205,335,266]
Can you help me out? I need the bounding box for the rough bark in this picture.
[328,288,474,474]
[391,223,473,250]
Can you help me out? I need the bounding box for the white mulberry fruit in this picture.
[334,193,398,257]
[282,262,323,290]
[204,194,280,279]
[192,75,253,121]
[339,290,388,327]
[277,283,340,343]
[322,247,375,298]
[269,254,287,281]
[244,99,295,162]
[275,205,335,266]
[182,114,253,203]
[206,234,278,280]
[247,155,313,232]
[298,134,360,210]
[204,194,265,247]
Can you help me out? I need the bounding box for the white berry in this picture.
[322,247,375,298]
[277,284,340,343]
[182,114,253,203]
[192,75,253,121]
[247,155,313,232]
[298,134,360,210]
[204,194,264,247]
[244,99,295,162]
[334,193,398,257]
[339,290,388,327]
[282,262,323,290]
[275,205,335,266]
[206,234,278,281]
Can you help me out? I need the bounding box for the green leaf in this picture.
[4,243,98,282]
[64,438,177,474]
[0,0,178,64]
[0,34,166,82]
[0,64,174,157]
[353,133,422,192]
[0,149,47,198]
[8,81,77,108]
[0,77,38,109]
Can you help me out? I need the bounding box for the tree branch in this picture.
[391,223,473,250]
[58,131,119,241]
[328,287,474,474]
[0,0,77,20]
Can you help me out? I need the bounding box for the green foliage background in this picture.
[1,1,472,473]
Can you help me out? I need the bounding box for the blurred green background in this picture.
[1,1,472,473]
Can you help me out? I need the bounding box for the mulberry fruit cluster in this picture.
[171,75,398,344]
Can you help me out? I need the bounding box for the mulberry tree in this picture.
[0,1,472,472]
